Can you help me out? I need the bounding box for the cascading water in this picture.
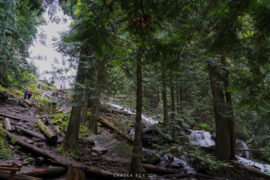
[236,139,250,159]
[105,103,159,126]
[106,103,196,174]
[28,0,75,89]
[188,130,215,147]
[188,130,270,176]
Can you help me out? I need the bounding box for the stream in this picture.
[105,103,270,176]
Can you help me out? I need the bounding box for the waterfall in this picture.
[105,103,159,126]
[188,130,215,147]
[28,0,75,89]
[188,130,270,175]
[104,103,270,176]
[236,139,250,159]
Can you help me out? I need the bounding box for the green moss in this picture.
[0,128,13,160]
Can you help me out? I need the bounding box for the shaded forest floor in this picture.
[0,95,269,180]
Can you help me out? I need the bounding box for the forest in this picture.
[0,0,270,179]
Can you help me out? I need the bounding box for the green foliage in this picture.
[53,113,70,135]
[79,124,93,137]
[0,0,42,88]
[0,129,13,160]
[190,150,233,170]
[198,123,213,132]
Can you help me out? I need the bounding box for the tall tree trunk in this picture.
[81,91,89,124]
[129,51,143,177]
[161,73,169,125]
[207,61,230,162]
[221,56,236,160]
[170,79,175,140]
[62,45,88,152]
[176,85,180,113]
[89,58,106,134]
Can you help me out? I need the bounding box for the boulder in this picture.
[0,91,8,102]
[87,135,132,162]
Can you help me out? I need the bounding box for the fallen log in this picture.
[66,165,85,180]
[0,170,41,180]
[1,128,117,179]
[98,116,133,142]
[19,100,29,108]
[0,112,29,122]
[35,120,57,144]
[16,126,46,141]
[24,100,36,107]
[4,118,12,131]
[2,128,51,157]
[8,108,19,113]
[142,164,177,174]
[22,166,65,178]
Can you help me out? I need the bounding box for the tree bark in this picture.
[0,170,41,180]
[98,116,133,142]
[66,166,85,180]
[170,79,175,139]
[35,120,58,144]
[81,91,89,124]
[129,50,143,177]
[220,55,236,160]
[16,126,46,141]
[23,166,66,177]
[4,118,12,131]
[63,45,88,152]
[161,73,169,125]
[88,57,106,134]
[207,61,230,162]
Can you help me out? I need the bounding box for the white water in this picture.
[236,139,250,159]
[143,148,196,174]
[28,0,75,89]
[105,103,159,126]
[188,130,215,147]
[237,156,270,175]
[189,130,270,175]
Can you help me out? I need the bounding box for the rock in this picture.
[23,157,35,165]
[142,127,171,148]
[26,140,34,144]
[87,135,132,161]
[0,91,8,102]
